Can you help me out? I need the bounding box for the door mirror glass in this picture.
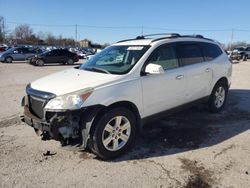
[13,50,18,54]
[145,63,165,74]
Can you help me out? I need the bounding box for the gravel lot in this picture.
[0,61,250,188]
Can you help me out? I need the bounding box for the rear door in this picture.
[24,48,36,60]
[141,44,187,117]
[45,50,58,63]
[176,42,213,102]
[60,50,70,62]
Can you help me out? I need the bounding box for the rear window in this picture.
[176,44,204,66]
[200,42,223,61]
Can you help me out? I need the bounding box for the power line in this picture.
[7,21,250,32]
[7,21,74,27]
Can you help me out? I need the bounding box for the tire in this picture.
[36,59,45,66]
[67,58,74,65]
[89,108,136,160]
[243,55,248,61]
[208,81,228,113]
[5,57,13,63]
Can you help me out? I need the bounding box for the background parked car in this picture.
[230,47,245,60]
[242,47,250,61]
[29,49,79,66]
[0,46,8,52]
[0,47,42,63]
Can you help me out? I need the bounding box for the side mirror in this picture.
[145,63,165,74]
[13,50,18,54]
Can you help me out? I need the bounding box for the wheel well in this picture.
[216,77,228,88]
[90,101,142,135]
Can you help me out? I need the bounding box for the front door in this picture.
[45,50,58,63]
[12,48,25,61]
[141,45,187,118]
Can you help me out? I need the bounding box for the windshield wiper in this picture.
[85,67,111,74]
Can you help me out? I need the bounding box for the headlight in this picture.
[44,88,94,110]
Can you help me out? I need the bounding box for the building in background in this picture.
[79,39,104,49]
[79,39,91,48]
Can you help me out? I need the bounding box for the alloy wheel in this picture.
[214,86,225,108]
[102,116,131,151]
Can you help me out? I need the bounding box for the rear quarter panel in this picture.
[210,53,232,94]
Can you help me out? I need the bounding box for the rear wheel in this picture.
[208,81,228,113]
[243,55,248,61]
[5,57,13,63]
[89,108,136,160]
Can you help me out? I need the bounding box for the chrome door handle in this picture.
[205,68,211,72]
[176,75,184,80]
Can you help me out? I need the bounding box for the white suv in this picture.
[21,34,232,159]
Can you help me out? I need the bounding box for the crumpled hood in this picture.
[31,68,120,96]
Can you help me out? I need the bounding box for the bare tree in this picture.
[45,32,57,45]
[226,41,249,50]
[14,24,34,44]
[0,16,6,43]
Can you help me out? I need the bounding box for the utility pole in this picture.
[141,25,144,36]
[75,24,78,47]
[0,16,5,43]
[230,28,234,51]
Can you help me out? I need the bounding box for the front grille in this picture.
[26,85,56,119]
[29,95,46,119]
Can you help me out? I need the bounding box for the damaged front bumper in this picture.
[21,95,103,148]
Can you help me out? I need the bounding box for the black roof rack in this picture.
[116,33,180,43]
[116,33,214,43]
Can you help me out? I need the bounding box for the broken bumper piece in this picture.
[21,103,104,148]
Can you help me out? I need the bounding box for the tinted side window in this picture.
[53,50,62,56]
[58,50,68,55]
[63,50,71,55]
[48,50,56,55]
[23,48,30,53]
[176,44,204,66]
[147,46,179,70]
[14,48,21,53]
[200,42,223,61]
[28,48,36,53]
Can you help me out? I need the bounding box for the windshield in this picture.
[4,48,15,53]
[80,45,149,74]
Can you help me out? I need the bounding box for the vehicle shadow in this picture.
[112,89,250,162]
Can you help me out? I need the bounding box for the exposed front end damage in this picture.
[21,89,103,148]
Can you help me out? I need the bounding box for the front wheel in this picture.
[208,81,228,113]
[67,58,74,65]
[5,57,13,63]
[36,59,44,66]
[243,55,248,61]
[89,108,136,160]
